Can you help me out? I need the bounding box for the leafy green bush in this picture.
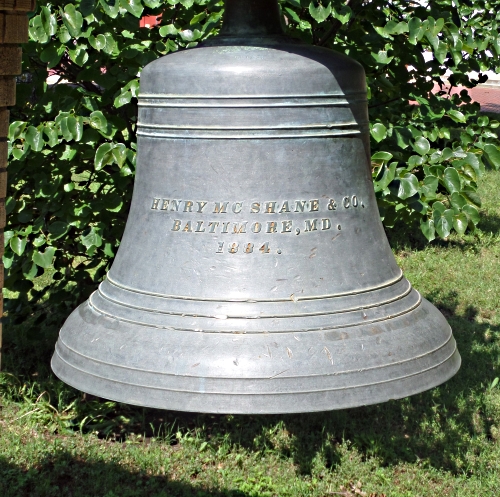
[5,0,500,328]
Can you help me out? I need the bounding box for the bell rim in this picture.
[51,297,461,414]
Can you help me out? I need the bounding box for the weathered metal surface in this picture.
[51,0,460,413]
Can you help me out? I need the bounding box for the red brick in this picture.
[0,46,21,75]
[0,169,6,197]
[0,76,15,106]
[0,0,36,12]
[0,108,8,137]
[0,13,28,43]
[0,202,5,227]
[436,85,500,115]
[0,141,7,168]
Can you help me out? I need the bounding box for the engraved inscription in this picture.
[150,197,365,254]
[216,242,277,255]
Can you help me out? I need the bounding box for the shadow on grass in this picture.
[478,212,500,236]
[1,289,499,481]
[196,298,497,477]
[0,454,251,497]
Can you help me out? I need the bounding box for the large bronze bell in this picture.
[52,0,460,414]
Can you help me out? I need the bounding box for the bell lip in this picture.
[51,297,461,415]
[50,348,461,415]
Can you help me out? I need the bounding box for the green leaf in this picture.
[25,126,44,152]
[23,261,38,280]
[453,212,468,235]
[408,155,424,168]
[397,173,419,200]
[112,144,127,167]
[180,29,201,42]
[30,16,49,43]
[284,6,301,24]
[68,45,89,66]
[447,110,466,123]
[372,151,393,163]
[309,2,331,23]
[435,217,451,239]
[477,116,489,127]
[3,231,14,247]
[376,20,408,37]
[483,144,500,170]
[58,25,72,43]
[18,210,32,223]
[159,24,178,37]
[12,148,26,160]
[43,126,59,147]
[82,227,103,249]
[61,4,84,38]
[434,41,448,64]
[114,79,139,108]
[48,221,70,240]
[371,50,393,65]
[89,34,107,51]
[461,190,482,207]
[373,162,396,192]
[100,0,120,18]
[394,127,412,149]
[371,123,387,143]
[432,201,446,216]
[461,163,478,182]
[420,219,435,242]
[114,90,132,108]
[40,45,65,68]
[190,12,206,25]
[10,236,27,256]
[434,209,454,239]
[442,167,461,194]
[102,32,117,54]
[413,136,430,156]
[40,7,57,37]
[59,117,73,142]
[421,175,439,199]
[33,235,46,248]
[95,143,115,170]
[102,191,123,211]
[408,17,423,44]
[89,111,108,131]
[103,242,115,257]
[120,0,144,18]
[68,116,84,142]
[450,192,467,210]
[32,247,57,268]
[8,121,26,141]
[331,5,352,24]
[80,0,96,17]
[462,204,480,225]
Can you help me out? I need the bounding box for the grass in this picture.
[1,171,500,497]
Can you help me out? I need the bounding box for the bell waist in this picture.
[88,273,421,335]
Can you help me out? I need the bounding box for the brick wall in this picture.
[0,0,35,369]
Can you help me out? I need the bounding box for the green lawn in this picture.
[1,171,499,497]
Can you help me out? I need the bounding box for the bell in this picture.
[52,0,460,414]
